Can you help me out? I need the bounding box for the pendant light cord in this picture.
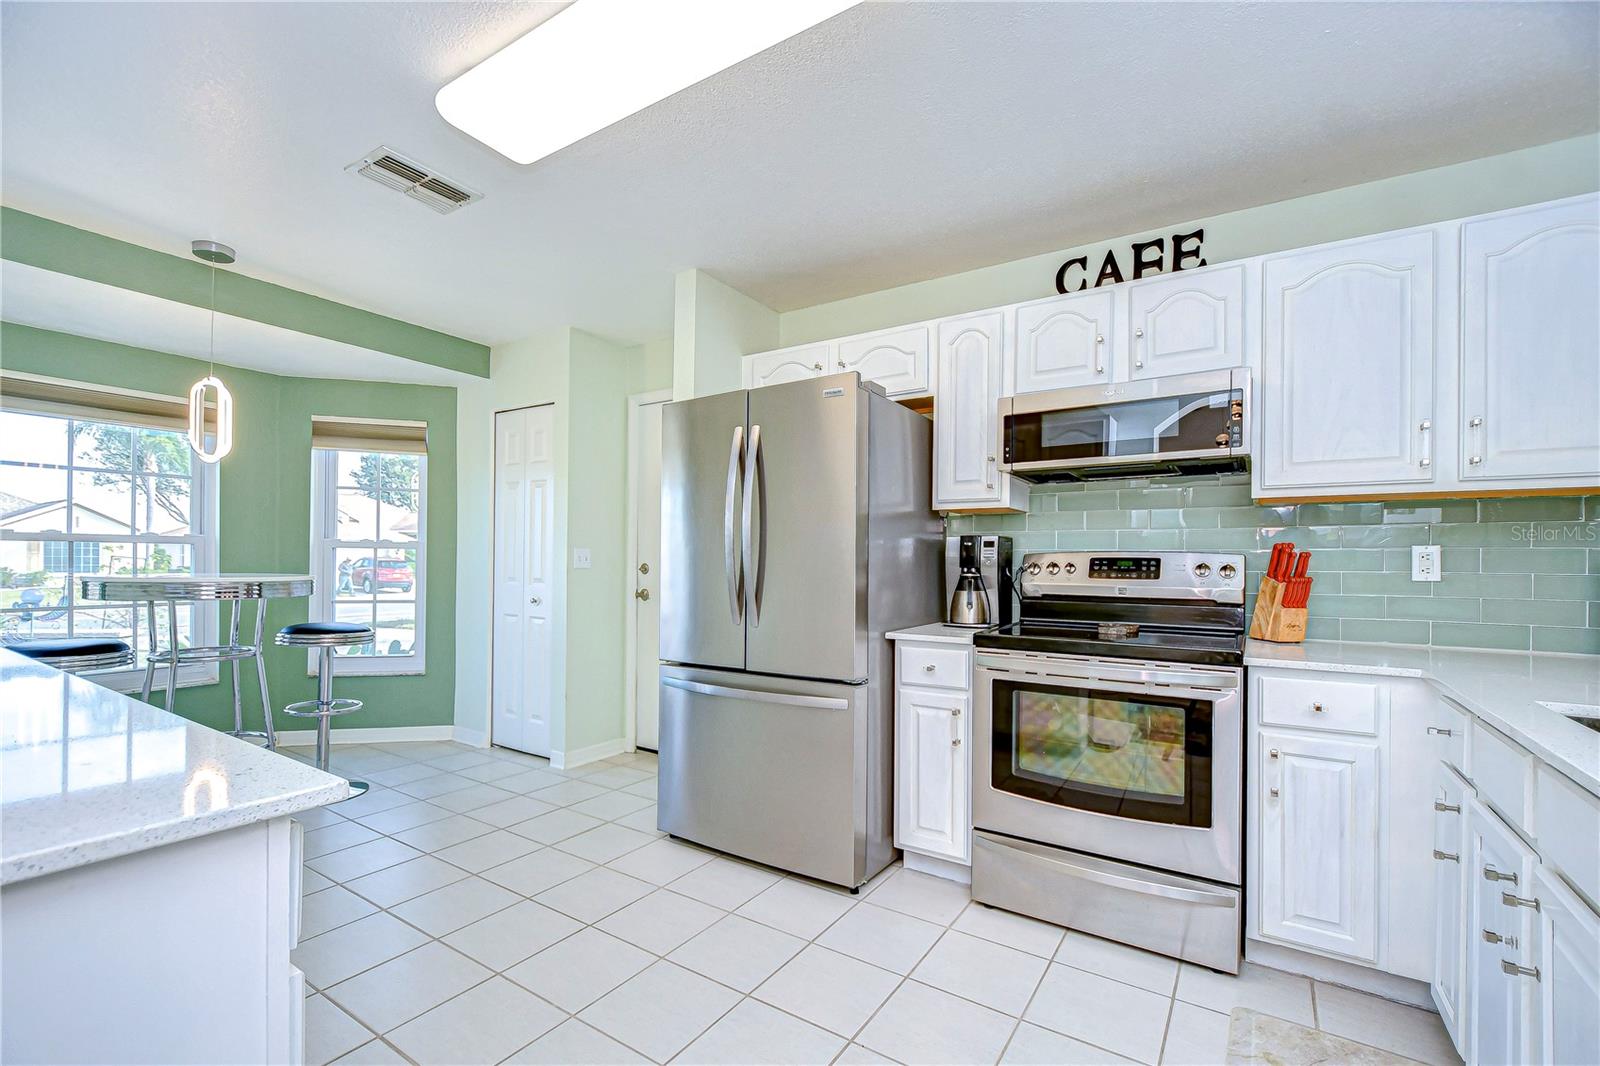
[209,261,217,377]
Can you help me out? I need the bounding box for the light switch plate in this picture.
[1412,544,1441,582]
[574,548,592,569]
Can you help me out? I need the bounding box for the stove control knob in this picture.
[1027,562,1042,575]
[1063,562,1076,575]
[1045,562,1061,575]
[1218,563,1237,580]
[1193,562,1212,578]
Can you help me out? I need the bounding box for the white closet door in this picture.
[493,405,555,757]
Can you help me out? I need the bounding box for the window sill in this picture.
[306,661,425,679]
[98,664,221,695]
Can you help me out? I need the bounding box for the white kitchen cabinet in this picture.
[1433,763,1473,1048]
[833,323,931,398]
[1011,289,1114,393]
[935,310,1028,512]
[1469,795,1538,1066]
[743,342,832,389]
[893,638,972,867]
[1532,863,1600,1065]
[1258,728,1380,961]
[1257,229,1438,493]
[1459,194,1600,485]
[1125,263,1247,380]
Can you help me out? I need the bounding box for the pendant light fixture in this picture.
[187,239,235,464]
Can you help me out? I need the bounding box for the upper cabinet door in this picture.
[745,342,830,389]
[1126,264,1246,380]
[1460,195,1600,482]
[1259,231,1437,491]
[834,324,931,398]
[1012,290,1114,394]
[935,310,1006,506]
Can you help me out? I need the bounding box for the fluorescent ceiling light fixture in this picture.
[437,0,857,165]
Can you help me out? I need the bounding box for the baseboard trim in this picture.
[903,849,972,885]
[273,724,456,746]
[551,737,628,771]
[1245,938,1436,1010]
[452,726,488,749]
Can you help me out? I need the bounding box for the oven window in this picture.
[992,680,1213,828]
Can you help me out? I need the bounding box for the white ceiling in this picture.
[2,1,1596,349]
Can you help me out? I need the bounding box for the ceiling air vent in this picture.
[348,146,482,215]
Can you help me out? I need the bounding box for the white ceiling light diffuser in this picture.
[436,0,857,165]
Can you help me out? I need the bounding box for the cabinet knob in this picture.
[1420,420,1432,431]
[1500,960,1540,981]
[1312,702,1324,713]
[951,708,962,717]
[1135,360,1144,369]
[924,664,936,673]
[1269,787,1280,797]
[1469,456,1483,466]
[952,738,961,747]
[813,363,823,372]
[838,361,846,369]
[1096,335,1104,344]
[530,596,542,606]
[1269,749,1279,759]
[1469,417,1484,428]
[635,588,650,601]
[1420,458,1431,468]
[1134,328,1144,338]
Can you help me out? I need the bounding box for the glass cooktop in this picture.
[976,619,1245,667]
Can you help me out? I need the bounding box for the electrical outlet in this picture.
[1412,544,1441,582]
[573,548,592,569]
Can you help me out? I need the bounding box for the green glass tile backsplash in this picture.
[951,474,1600,654]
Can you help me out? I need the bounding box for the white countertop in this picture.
[1246,639,1600,796]
[887,622,986,645]
[0,648,349,885]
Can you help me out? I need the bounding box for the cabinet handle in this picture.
[1419,420,1432,468]
[1268,748,1279,759]
[1469,455,1483,466]
[952,737,961,748]
[1482,929,1517,947]
[813,363,823,372]
[1502,892,1540,911]
[951,707,962,717]
[1426,726,1454,737]
[1501,960,1540,981]
[1467,416,1484,467]
[1134,328,1144,338]
[1434,800,1461,814]
[1311,702,1324,713]
[837,360,846,369]
[1469,417,1484,427]
[1433,849,1460,863]
[1269,787,1280,797]
[924,664,936,672]
[1483,865,1518,885]
[530,596,542,606]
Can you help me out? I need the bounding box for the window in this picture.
[311,447,426,674]
[0,408,218,685]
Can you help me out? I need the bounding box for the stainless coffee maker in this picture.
[945,535,1013,628]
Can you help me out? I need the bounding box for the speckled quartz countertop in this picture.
[1246,638,1600,796]
[887,622,986,644]
[0,648,348,885]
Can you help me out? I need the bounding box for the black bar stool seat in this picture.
[7,637,136,674]
[275,622,374,796]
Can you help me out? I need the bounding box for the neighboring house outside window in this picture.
[310,447,425,675]
[0,408,218,687]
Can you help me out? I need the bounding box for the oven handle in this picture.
[977,832,1238,908]
[974,654,1239,691]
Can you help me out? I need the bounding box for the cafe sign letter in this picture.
[1055,228,1207,294]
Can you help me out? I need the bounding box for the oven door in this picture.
[973,650,1242,884]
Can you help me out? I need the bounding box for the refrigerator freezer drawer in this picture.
[658,667,869,888]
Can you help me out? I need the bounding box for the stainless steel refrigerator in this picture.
[658,372,942,889]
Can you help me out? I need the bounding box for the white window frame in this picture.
[0,409,220,693]
[309,447,427,676]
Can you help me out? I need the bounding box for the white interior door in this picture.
[631,396,667,750]
[493,405,556,757]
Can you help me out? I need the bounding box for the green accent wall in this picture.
[1,208,491,378]
[953,474,1600,654]
[0,321,460,729]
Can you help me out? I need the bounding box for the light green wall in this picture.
[673,268,778,399]
[779,134,1600,345]
[0,322,461,728]
[1,208,492,377]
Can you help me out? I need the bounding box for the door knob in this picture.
[635,588,650,601]
[529,596,542,606]
[638,562,650,575]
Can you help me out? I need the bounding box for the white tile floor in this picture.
[290,742,1460,1066]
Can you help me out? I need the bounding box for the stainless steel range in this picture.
[971,550,1247,973]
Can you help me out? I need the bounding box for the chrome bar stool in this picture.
[275,622,373,796]
[5,637,136,674]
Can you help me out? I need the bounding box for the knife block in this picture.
[1249,576,1307,643]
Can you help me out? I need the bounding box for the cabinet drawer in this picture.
[899,644,970,690]
[1470,721,1535,833]
[1424,696,1469,774]
[1258,674,1380,735]
[1535,764,1600,905]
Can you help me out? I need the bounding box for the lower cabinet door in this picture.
[1533,863,1600,1066]
[1469,796,1537,1066]
[1431,764,1471,1050]
[895,683,969,863]
[1258,730,1379,961]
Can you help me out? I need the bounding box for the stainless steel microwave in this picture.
[998,368,1250,481]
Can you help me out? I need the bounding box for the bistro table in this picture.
[78,573,314,749]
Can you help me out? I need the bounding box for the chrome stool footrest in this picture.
[282,697,364,719]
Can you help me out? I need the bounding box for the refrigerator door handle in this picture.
[742,424,765,626]
[662,676,849,711]
[724,425,745,626]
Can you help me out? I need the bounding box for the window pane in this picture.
[381,454,420,493]
[333,600,375,655]
[1,411,68,466]
[332,547,372,597]
[72,470,134,533]
[75,606,134,642]
[0,464,68,530]
[1,606,70,640]
[136,542,195,576]
[87,541,134,580]
[377,493,420,542]
[336,487,378,540]
[135,475,192,536]
[354,552,414,596]
[374,601,417,656]
[132,428,192,476]
[72,421,134,471]
[334,450,366,486]
[0,551,68,612]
